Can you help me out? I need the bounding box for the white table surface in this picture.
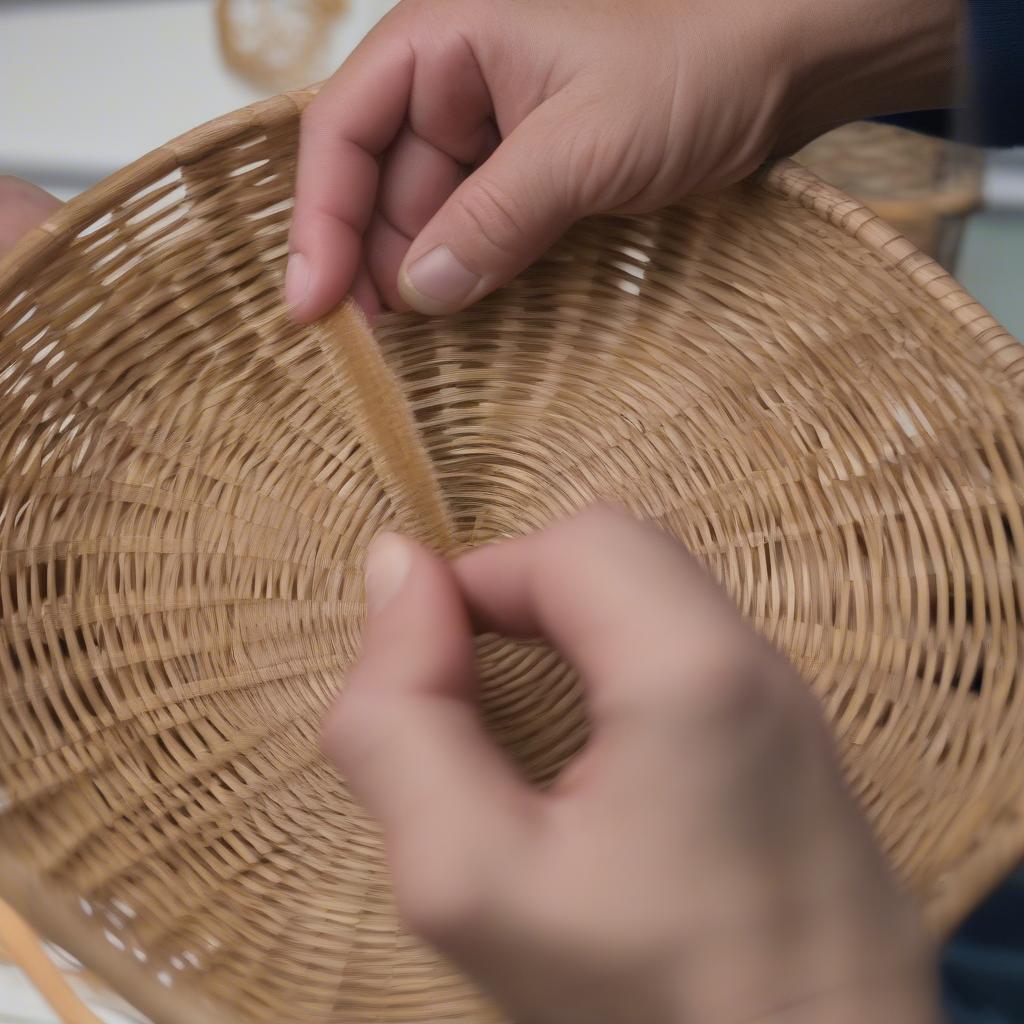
[0,960,143,1024]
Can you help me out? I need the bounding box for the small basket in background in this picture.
[215,0,348,89]
[797,121,984,268]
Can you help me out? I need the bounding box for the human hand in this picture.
[0,176,61,257]
[322,506,940,1024]
[288,0,957,320]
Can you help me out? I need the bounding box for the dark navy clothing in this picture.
[881,5,1024,1021]
[944,872,1024,1023]
[883,0,1024,146]
[963,0,1024,144]
[916,5,1024,1020]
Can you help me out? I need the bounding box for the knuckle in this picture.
[396,0,435,19]
[300,96,333,141]
[540,504,635,568]
[453,178,528,257]
[569,502,639,538]
[559,125,617,210]
[403,0,455,33]
[682,646,767,717]
[675,641,799,733]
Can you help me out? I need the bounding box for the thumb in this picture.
[398,97,587,314]
[322,533,533,849]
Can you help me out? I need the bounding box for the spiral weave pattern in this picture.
[0,92,1022,1024]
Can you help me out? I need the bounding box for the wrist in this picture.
[757,975,943,1024]
[664,867,942,1024]
[773,0,961,150]
[673,946,942,1024]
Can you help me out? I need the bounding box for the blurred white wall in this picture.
[0,0,395,199]
[2,0,1023,208]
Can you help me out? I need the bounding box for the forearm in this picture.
[773,0,961,149]
[759,978,943,1024]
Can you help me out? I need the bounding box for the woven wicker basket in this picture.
[797,121,983,267]
[1,90,1023,1024]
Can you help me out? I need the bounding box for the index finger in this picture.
[287,17,414,321]
[452,505,760,719]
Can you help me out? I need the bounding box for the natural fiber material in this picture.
[0,900,104,1024]
[216,0,347,89]
[797,121,983,262]
[1,90,1023,1024]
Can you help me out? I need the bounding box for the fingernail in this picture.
[285,252,310,309]
[402,246,480,312]
[364,533,412,614]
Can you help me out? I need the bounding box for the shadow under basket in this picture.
[797,121,985,269]
[1,90,1024,1024]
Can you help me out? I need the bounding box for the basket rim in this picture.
[1,91,1023,1024]
[0,94,1015,379]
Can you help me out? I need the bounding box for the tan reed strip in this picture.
[0,87,1022,1024]
[0,896,104,1024]
[322,301,457,552]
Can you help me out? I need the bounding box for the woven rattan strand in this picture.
[0,90,1022,1024]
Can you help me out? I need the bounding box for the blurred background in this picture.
[2,2,1024,1022]
[1,0,394,203]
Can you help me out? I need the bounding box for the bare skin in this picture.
[324,507,941,1024]
[288,0,958,318]
[0,176,61,256]
[0,60,948,1011]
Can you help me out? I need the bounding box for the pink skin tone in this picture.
[0,176,61,256]
[0,0,959,997]
[289,13,955,1011]
[291,12,957,1010]
[324,507,941,1024]
[287,0,958,320]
